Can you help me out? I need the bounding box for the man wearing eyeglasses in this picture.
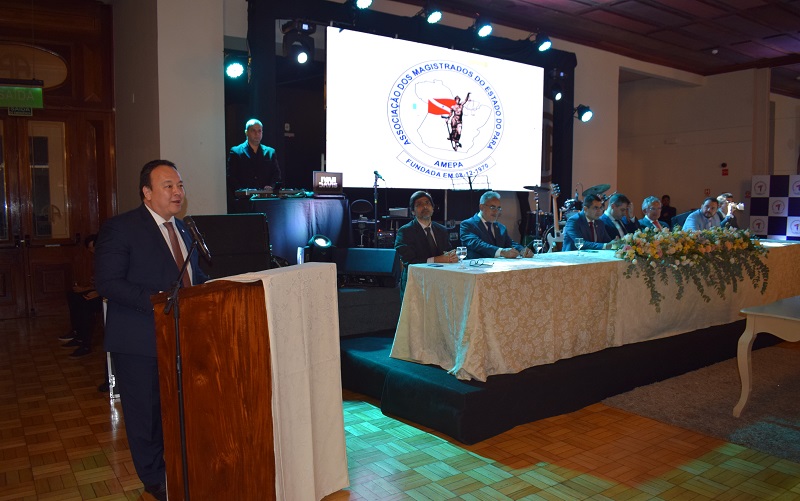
[395,191,457,296]
[638,196,665,231]
[563,194,615,251]
[460,191,533,259]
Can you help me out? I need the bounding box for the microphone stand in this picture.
[163,241,199,501]
[373,173,379,249]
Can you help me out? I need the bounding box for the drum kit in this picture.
[522,183,611,251]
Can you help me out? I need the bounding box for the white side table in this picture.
[733,296,800,417]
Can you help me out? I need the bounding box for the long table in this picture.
[391,242,800,381]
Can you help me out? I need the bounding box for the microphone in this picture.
[183,216,212,263]
[374,170,384,181]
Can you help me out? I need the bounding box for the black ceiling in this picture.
[387,0,800,99]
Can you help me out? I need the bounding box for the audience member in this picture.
[460,191,532,259]
[59,234,102,358]
[395,191,457,295]
[682,197,721,231]
[95,160,208,501]
[638,196,666,231]
[659,194,677,226]
[563,194,615,251]
[599,193,639,239]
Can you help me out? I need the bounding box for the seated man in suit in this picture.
[638,196,667,230]
[395,191,457,296]
[683,197,722,231]
[563,194,615,251]
[599,193,640,239]
[460,191,533,260]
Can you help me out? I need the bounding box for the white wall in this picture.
[113,0,227,215]
[618,70,765,217]
[157,0,227,216]
[113,0,160,212]
[772,93,800,175]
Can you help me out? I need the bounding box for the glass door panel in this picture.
[28,121,69,240]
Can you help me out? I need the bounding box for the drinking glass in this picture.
[575,237,584,253]
[533,239,543,256]
[456,246,467,268]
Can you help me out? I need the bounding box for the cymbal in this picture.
[582,183,611,197]
[523,185,549,191]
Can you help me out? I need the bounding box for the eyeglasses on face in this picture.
[484,205,502,211]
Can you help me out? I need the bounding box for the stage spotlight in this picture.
[305,234,334,262]
[425,6,442,24]
[415,4,442,24]
[355,0,372,9]
[575,104,593,122]
[226,61,244,79]
[282,21,316,64]
[549,83,563,101]
[473,17,492,38]
[535,33,552,52]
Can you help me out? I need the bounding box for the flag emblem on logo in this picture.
[427,98,456,115]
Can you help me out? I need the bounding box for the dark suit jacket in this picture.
[563,212,611,251]
[226,141,282,191]
[459,213,523,259]
[659,206,677,226]
[715,209,739,229]
[599,213,638,239]
[638,217,666,231]
[95,204,208,357]
[395,219,452,291]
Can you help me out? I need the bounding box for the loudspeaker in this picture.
[333,248,400,288]
[188,213,272,279]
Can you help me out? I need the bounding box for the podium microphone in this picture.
[183,216,212,263]
[374,170,384,181]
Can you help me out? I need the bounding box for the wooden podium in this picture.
[153,279,277,501]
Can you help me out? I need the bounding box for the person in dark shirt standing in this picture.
[659,194,677,227]
[226,118,282,200]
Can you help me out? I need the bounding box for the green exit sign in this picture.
[0,86,44,108]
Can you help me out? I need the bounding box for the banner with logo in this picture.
[325,27,544,191]
[749,175,800,240]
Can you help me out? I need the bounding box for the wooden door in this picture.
[0,112,82,318]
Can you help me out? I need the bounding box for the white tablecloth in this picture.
[219,263,349,500]
[391,242,800,381]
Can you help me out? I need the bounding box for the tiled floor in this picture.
[2,315,799,500]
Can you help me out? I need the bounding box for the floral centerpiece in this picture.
[614,226,769,312]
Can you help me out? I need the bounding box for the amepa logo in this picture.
[752,180,768,197]
[386,60,504,181]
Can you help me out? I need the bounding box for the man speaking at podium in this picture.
[95,160,208,501]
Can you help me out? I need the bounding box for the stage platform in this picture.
[340,322,778,444]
